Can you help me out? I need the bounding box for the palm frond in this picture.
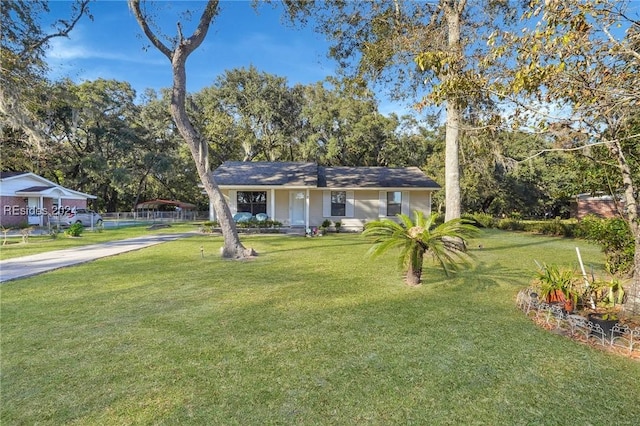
[362,211,480,283]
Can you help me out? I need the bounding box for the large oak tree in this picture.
[129,0,254,259]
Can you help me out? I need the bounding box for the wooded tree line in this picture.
[2,0,636,216]
[1,67,599,217]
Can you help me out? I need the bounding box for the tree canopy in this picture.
[2,0,638,294]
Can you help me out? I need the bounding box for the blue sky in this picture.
[44,0,409,116]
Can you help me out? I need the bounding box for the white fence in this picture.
[102,211,209,226]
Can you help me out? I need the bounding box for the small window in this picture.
[387,192,402,216]
[237,191,266,215]
[331,191,346,216]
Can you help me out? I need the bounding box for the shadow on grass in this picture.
[470,231,558,252]
[457,260,530,290]
[4,230,639,425]
[237,234,370,256]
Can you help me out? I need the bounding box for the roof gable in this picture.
[0,172,96,199]
[1,171,51,186]
[0,171,28,179]
[16,186,55,192]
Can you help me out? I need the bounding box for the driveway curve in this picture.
[0,232,196,283]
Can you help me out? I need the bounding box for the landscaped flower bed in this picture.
[516,289,640,358]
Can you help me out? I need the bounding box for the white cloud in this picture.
[47,36,164,65]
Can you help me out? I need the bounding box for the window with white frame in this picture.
[379,190,409,217]
[386,191,402,216]
[331,191,346,216]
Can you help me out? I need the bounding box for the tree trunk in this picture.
[170,46,251,259]
[443,1,464,222]
[405,245,425,286]
[610,141,639,313]
[630,230,640,314]
[406,262,422,286]
[608,141,640,314]
[444,102,461,222]
[129,0,253,258]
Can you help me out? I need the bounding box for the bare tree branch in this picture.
[517,133,640,163]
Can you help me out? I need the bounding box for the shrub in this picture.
[433,212,445,226]
[497,218,524,231]
[236,218,282,229]
[462,212,497,228]
[537,218,576,237]
[65,223,84,237]
[200,221,219,233]
[576,215,634,275]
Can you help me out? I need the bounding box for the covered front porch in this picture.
[15,187,95,227]
[210,187,312,230]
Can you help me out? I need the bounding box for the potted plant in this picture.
[535,263,579,312]
[588,309,621,340]
[586,276,626,339]
[334,220,342,233]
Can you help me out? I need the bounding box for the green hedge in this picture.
[461,212,634,275]
[574,215,634,275]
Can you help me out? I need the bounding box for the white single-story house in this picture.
[0,172,96,227]
[210,161,441,231]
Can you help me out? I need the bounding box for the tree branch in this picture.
[128,0,172,59]
[19,0,92,60]
[517,133,640,163]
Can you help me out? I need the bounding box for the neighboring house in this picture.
[571,193,624,220]
[0,172,97,227]
[211,161,441,231]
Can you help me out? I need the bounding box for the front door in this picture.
[27,197,41,225]
[289,191,306,226]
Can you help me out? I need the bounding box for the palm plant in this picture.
[362,211,479,285]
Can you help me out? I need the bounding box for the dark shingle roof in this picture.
[213,161,318,186]
[212,162,440,190]
[16,186,54,192]
[0,171,28,179]
[319,166,440,189]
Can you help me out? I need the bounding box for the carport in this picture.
[135,199,197,221]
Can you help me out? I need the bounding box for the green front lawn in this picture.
[0,223,198,260]
[2,230,638,425]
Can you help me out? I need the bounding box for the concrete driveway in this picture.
[0,232,196,283]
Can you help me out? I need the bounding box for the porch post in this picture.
[270,188,275,220]
[39,196,44,226]
[56,196,62,226]
[305,188,310,230]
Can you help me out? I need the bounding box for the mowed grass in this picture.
[0,223,198,260]
[2,230,639,425]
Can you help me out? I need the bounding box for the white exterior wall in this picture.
[309,189,435,231]
[218,187,435,231]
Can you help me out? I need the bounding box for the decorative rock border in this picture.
[516,289,640,357]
